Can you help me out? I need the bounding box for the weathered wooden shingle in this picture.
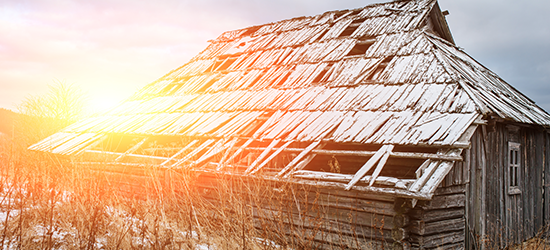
[30,0,550,200]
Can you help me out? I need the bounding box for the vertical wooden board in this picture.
[536,130,545,233]
[484,125,498,246]
[522,129,533,239]
[490,124,505,248]
[545,131,550,226]
[524,128,545,235]
[479,126,490,246]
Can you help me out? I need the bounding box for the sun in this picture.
[88,95,123,113]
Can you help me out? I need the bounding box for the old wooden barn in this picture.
[31,0,550,249]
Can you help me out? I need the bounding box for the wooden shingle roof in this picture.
[30,0,550,200]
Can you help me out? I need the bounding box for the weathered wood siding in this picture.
[82,122,550,249]
[408,144,469,250]
[86,163,410,249]
[466,123,548,249]
[546,130,550,226]
[408,185,467,250]
[411,124,549,250]
[196,172,406,250]
[522,126,546,239]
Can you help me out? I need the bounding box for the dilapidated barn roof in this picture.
[30,0,550,200]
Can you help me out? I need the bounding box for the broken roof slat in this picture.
[30,0,550,201]
[345,145,392,190]
[277,140,323,178]
[419,161,454,195]
[244,139,280,174]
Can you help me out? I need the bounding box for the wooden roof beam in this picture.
[115,138,148,162]
[245,147,462,161]
[85,149,168,161]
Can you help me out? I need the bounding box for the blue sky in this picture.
[0,0,549,113]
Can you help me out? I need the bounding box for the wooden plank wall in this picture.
[195,173,405,250]
[407,143,470,250]
[81,123,550,250]
[483,123,506,249]
[407,185,467,250]
[546,131,550,226]
[418,123,549,250]
[467,123,548,249]
[464,127,489,249]
[87,163,410,249]
[521,127,545,239]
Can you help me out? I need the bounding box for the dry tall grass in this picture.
[1,130,549,249]
[0,134,329,249]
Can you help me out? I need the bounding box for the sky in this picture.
[0,0,549,113]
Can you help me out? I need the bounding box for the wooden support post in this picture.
[276,140,323,178]
[160,139,199,166]
[369,145,394,186]
[345,145,390,190]
[245,139,280,174]
[248,140,293,175]
[115,138,148,162]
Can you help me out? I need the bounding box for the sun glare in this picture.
[89,96,121,113]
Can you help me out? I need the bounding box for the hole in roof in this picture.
[349,9,363,16]
[346,40,375,56]
[351,17,367,24]
[333,10,348,19]
[397,1,409,9]
[314,28,330,42]
[339,25,359,37]
[215,57,238,71]
[338,18,366,38]
[312,63,333,85]
[161,84,182,96]
[366,56,394,81]
[241,26,261,37]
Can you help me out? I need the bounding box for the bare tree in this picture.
[17,80,88,143]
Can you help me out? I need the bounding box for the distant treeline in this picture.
[0,108,17,136]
